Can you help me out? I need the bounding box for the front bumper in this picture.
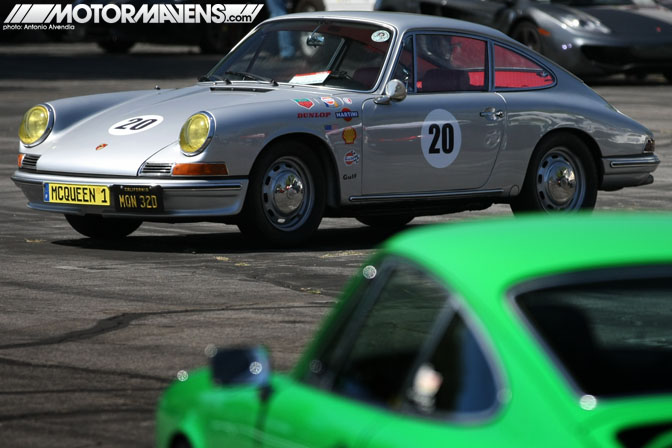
[600,154,660,191]
[11,170,248,220]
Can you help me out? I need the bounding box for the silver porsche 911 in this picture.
[12,11,659,245]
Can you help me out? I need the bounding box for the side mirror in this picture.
[374,79,407,105]
[210,345,270,387]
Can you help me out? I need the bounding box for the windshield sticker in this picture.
[335,108,359,122]
[421,109,462,168]
[293,98,315,109]
[108,115,163,135]
[321,97,340,108]
[290,71,331,85]
[371,30,390,43]
[344,149,360,165]
[342,127,357,145]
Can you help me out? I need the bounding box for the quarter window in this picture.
[494,45,554,89]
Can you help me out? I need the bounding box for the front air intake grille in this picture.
[21,154,40,170]
[140,163,173,176]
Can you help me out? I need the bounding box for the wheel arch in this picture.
[534,128,604,184]
[251,133,341,209]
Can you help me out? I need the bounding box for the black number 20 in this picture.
[115,117,158,131]
[428,123,454,154]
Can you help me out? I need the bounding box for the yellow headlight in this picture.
[19,105,50,146]
[179,113,212,155]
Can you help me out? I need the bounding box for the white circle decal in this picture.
[108,115,164,135]
[421,109,462,168]
[371,30,390,43]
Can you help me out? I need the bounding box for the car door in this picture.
[362,33,506,196]
[257,260,456,448]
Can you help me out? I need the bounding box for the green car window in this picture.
[310,260,500,419]
[516,273,672,397]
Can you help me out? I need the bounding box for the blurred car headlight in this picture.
[559,15,610,34]
[179,111,215,156]
[19,104,53,147]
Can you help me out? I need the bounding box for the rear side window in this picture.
[494,45,554,89]
[516,275,672,397]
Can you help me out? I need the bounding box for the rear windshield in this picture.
[516,275,672,398]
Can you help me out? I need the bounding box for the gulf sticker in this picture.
[321,97,340,108]
[420,109,462,168]
[342,127,357,145]
[344,150,360,165]
[335,108,359,122]
[293,98,314,109]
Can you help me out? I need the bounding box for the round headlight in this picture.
[179,112,214,156]
[19,104,52,147]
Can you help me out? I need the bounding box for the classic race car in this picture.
[156,214,672,448]
[12,12,659,245]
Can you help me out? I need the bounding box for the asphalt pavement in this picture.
[0,43,670,447]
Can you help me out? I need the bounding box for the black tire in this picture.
[510,133,598,214]
[97,39,135,54]
[237,141,326,246]
[356,215,414,229]
[65,214,142,239]
[511,21,543,54]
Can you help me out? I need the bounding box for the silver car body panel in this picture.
[12,11,658,219]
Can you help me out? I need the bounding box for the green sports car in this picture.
[156,214,672,448]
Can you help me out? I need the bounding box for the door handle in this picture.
[480,107,504,120]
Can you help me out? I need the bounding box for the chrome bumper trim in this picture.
[349,189,504,203]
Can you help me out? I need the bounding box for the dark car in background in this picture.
[376,0,672,80]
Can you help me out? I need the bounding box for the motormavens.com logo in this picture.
[3,3,263,31]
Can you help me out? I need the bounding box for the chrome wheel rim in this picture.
[535,148,585,211]
[261,156,313,231]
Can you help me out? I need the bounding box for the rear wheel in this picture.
[511,21,542,54]
[510,134,598,214]
[65,214,142,239]
[237,141,326,246]
[356,215,414,229]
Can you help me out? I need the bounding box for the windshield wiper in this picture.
[224,71,278,86]
[198,74,231,84]
[326,70,354,81]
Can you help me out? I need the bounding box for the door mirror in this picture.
[210,346,270,387]
[375,79,407,104]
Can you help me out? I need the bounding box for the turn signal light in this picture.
[18,153,25,168]
[172,163,229,176]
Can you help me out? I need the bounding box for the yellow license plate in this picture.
[44,183,111,206]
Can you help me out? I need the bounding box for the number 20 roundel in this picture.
[108,115,164,136]
[420,109,462,169]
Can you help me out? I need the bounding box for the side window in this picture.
[494,45,554,89]
[331,264,450,406]
[392,35,415,93]
[407,312,498,416]
[416,34,486,93]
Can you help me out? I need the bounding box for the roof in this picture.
[267,11,513,43]
[383,213,672,299]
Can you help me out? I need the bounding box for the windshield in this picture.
[538,0,657,6]
[206,19,394,91]
[516,274,672,398]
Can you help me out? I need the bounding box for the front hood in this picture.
[582,4,672,36]
[35,84,313,176]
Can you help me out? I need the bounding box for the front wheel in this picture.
[237,141,326,246]
[65,214,142,239]
[510,134,598,214]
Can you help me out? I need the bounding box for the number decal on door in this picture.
[108,115,164,135]
[428,123,454,154]
[421,109,462,168]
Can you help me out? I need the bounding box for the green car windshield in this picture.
[516,274,672,398]
[207,19,394,91]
